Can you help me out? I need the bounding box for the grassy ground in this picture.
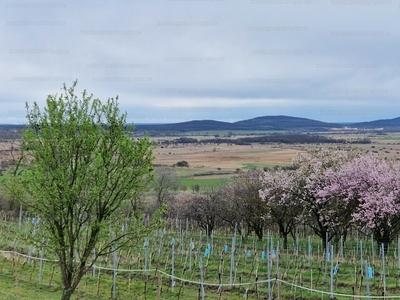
[178,177,229,190]
[0,274,66,300]
[241,162,292,170]
[0,217,399,299]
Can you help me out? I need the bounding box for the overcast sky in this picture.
[1,0,399,124]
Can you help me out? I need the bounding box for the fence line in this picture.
[2,249,400,299]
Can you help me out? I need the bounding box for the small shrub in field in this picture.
[176,160,189,167]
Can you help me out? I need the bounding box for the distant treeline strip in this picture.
[162,134,371,145]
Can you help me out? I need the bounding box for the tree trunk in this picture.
[255,224,263,241]
[278,223,288,250]
[60,260,87,300]
[282,233,288,250]
[61,288,74,300]
[375,232,391,255]
[376,239,390,255]
[207,225,214,237]
[374,225,392,255]
[321,229,329,250]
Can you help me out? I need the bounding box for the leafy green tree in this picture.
[4,81,160,300]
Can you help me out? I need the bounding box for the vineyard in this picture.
[1,214,400,300]
[2,84,400,300]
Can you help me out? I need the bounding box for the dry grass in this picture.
[2,132,400,178]
[153,142,303,172]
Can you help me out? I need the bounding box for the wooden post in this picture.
[38,237,44,282]
[112,234,117,300]
[382,243,386,297]
[277,273,281,300]
[13,256,18,297]
[267,250,271,300]
[157,266,162,300]
[330,245,334,299]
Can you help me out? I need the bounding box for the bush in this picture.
[176,161,189,167]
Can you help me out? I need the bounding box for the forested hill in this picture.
[133,115,400,135]
[2,115,400,138]
[133,120,234,132]
[352,117,400,129]
[134,115,339,134]
[233,115,339,131]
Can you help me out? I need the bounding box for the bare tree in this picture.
[220,169,268,241]
[152,166,179,208]
[180,188,222,236]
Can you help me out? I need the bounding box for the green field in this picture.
[170,167,223,178]
[372,136,400,141]
[178,177,228,190]
[242,162,292,170]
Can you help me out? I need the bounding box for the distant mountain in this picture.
[134,115,344,134]
[233,115,341,131]
[134,120,235,132]
[2,116,400,138]
[0,124,25,139]
[352,117,400,129]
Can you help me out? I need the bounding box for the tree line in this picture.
[154,147,400,254]
[159,134,371,146]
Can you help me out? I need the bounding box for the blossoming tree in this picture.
[259,168,304,249]
[319,155,400,252]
